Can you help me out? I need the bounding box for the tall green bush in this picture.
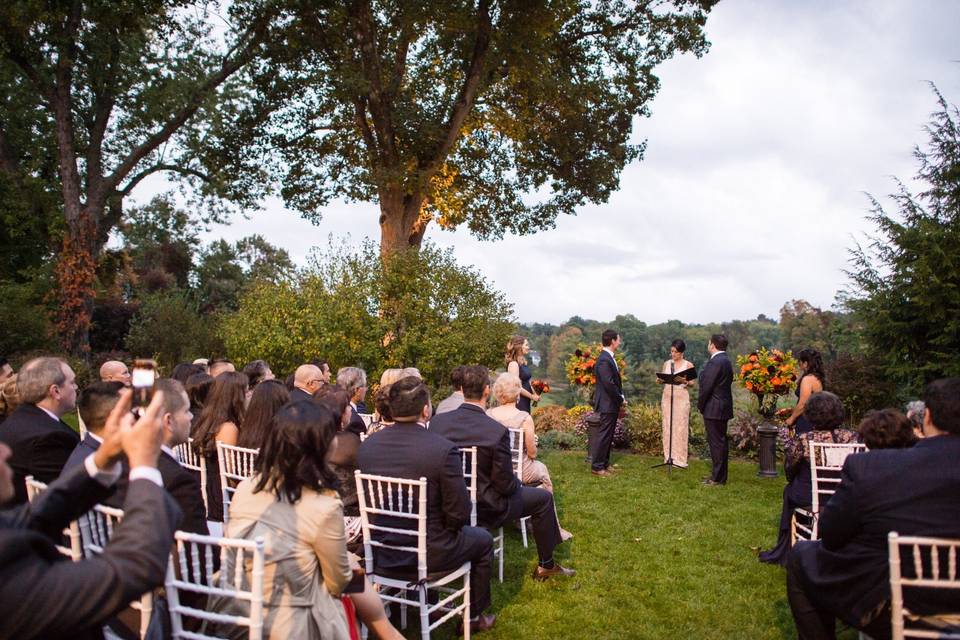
[221,241,516,388]
[125,290,224,372]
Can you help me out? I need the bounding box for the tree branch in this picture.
[117,162,214,197]
[388,20,412,98]
[86,34,121,196]
[351,0,398,165]
[352,96,379,167]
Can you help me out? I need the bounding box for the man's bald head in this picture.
[294,364,323,396]
[99,360,131,386]
[208,359,235,378]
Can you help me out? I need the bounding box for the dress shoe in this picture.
[591,469,612,477]
[532,563,576,581]
[458,613,496,633]
[701,478,723,486]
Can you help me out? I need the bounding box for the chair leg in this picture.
[498,527,504,583]
[520,517,529,548]
[401,590,408,630]
[463,570,471,640]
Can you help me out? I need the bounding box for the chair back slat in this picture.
[166,531,265,640]
[458,447,479,527]
[25,476,82,561]
[507,428,525,479]
[216,442,259,524]
[809,441,867,513]
[354,471,428,579]
[888,532,960,640]
[176,437,209,517]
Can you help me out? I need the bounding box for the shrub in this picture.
[574,412,631,449]
[531,405,575,434]
[537,430,586,451]
[729,409,763,459]
[622,403,662,456]
[126,289,224,372]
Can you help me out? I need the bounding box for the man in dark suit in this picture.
[0,357,81,505]
[787,378,960,640]
[430,365,574,582]
[0,386,181,640]
[697,334,734,485]
[590,329,625,476]
[290,364,324,403]
[63,381,127,507]
[338,366,369,434]
[358,377,496,632]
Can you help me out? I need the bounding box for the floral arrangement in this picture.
[531,379,550,395]
[565,343,627,387]
[736,347,799,419]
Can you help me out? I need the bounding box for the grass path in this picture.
[419,450,858,640]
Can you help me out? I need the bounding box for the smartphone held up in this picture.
[131,359,157,411]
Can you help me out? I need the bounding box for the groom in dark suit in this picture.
[697,334,734,485]
[590,329,625,476]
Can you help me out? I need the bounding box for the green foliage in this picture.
[530,405,578,434]
[843,84,960,393]
[536,430,586,451]
[0,273,56,354]
[222,241,515,388]
[125,290,224,372]
[621,403,662,456]
[827,352,899,425]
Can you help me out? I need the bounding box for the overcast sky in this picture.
[140,0,960,326]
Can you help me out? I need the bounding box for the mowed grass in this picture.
[414,450,858,640]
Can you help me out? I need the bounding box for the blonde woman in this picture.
[487,373,572,541]
[505,336,538,413]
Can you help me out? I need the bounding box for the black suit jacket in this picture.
[288,387,315,404]
[0,462,181,639]
[347,405,368,436]
[428,403,521,527]
[62,435,129,509]
[794,434,960,626]
[0,404,80,505]
[592,350,624,414]
[357,422,471,572]
[158,450,209,536]
[697,352,734,420]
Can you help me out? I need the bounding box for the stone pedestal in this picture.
[757,423,779,478]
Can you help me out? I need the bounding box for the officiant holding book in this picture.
[657,339,696,468]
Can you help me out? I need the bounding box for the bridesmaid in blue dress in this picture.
[784,348,826,435]
[505,336,539,412]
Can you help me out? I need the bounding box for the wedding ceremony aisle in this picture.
[420,450,859,640]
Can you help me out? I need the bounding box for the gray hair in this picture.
[905,400,926,427]
[492,372,521,404]
[17,357,67,404]
[336,367,367,395]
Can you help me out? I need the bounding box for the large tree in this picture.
[843,84,960,392]
[231,0,717,254]
[0,0,276,354]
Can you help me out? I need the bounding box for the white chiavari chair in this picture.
[24,475,82,561]
[175,437,208,516]
[791,441,867,544]
[507,427,532,549]
[216,442,259,524]
[460,446,504,583]
[889,532,960,639]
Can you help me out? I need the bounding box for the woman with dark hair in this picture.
[192,371,248,523]
[237,379,289,449]
[315,384,361,516]
[185,372,214,428]
[367,384,394,433]
[784,348,826,434]
[171,362,203,386]
[209,401,402,640]
[657,339,696,468]
[505,335,538,412]
[242,359,274,391]
[759,391,859,566]
[858,408,918,450]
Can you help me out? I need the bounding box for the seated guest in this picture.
[337,367,369,435]
[487,372,572,541]
[430,365,574,582]
[290,364,324,403]
[208,358,235,378]
[858,409,918,450]
[358,377,496,632]
[192,358,209,374]
[63,381,126,506]
[316,385,361,516]
[435,365,466,415]
[367,385,394,434]
[242,359,274,392]
[0,357,80,505]
[186,372,214,429]
[0,356,13,386]
[904,400,926,440]
[192,371,248,522]
[210,401,402,640]
[99,360,131,386]
[378,368,405,387]
[760,392,858,566]
[171,362,203,386]
[0,373,20,424]
[788,378,960,639]
[0,389,180,639]
[237,380,289,450]
[310,358,333,386]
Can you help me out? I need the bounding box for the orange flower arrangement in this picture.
[736,347,799,419]
[565,343,627,388]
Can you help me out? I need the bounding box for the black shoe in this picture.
[702,479,723,486]
[457,613,496,633]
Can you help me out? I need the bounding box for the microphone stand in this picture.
[652,361,684,475]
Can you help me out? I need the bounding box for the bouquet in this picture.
[565,344,627,388]
[776,407,793,422]
[736,347,799,420]
[530,379,550,406]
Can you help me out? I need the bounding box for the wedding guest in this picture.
[657,339,695,468]
[209,401,402,640]
[0,357,80,504]
[99,360,131,386]
[378,369,405,387]
[0,357,14,386]
[237,379,289,450]
[171,363,203,386]
[367,385,394,433]
[186,372,214,429]
[192,358,209,373]
[905,400,926,439]
[858,408,918,450]
[487,372,572,541]
[63,381,125,483]
[0,374,19,424]
[337,367,368,435]
[435,365,466,415]
[290,364,323,403]
[242,359,274,391]
[505,336,538,413]
[783,348,825,435]
[192,371,248,522]
[759,391,858,566]
[316,385,361,516]
[309,358,332,386]
[208,358,235,378]
[400,367,421,380]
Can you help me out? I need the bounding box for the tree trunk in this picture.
[378,185,429,256]
[54,207,98,357]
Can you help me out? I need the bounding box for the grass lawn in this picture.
[413,450,858,640]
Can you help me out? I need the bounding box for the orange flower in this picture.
[741,364,751,374]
